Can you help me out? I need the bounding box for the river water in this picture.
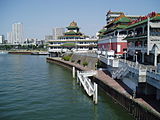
[0,54,134,120]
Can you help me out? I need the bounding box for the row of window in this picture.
[50,46,97,49]
[49,42,97,44]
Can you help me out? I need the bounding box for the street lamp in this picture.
[135,51,138,64]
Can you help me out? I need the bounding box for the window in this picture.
[119,31,127,35]
[115,31,118,36]
[117,45,121,52]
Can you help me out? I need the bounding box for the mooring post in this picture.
[77,70,79,83]
[73,67,75,78]
[93,82,98,104]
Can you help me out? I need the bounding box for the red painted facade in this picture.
[98,42,127,55]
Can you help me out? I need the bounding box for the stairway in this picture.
[112,64,129,79]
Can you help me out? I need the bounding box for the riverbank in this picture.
[46,57,160,120]
[7,50,48,55]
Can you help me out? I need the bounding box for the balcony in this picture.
[128,46,147,52]
[48,48,62,52]
[125,33,147,40]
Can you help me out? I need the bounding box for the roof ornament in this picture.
[70,21,77,26]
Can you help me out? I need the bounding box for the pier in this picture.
[76,70,98,104]
[47,56,160,120]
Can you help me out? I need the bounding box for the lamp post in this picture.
[135,51,138,64]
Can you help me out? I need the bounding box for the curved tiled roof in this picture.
[126,14,160,29]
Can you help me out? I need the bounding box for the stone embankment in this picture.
[46,56,160,120]
[8,50,48,55]
[70,54,98,70]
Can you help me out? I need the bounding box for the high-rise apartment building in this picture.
[7,32,13,44]
[12,23,24,44]
[0,35,5,44]
[7,23,24,44]
[53,28,65,39]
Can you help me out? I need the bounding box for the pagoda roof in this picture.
[59,35,83,39]
[115,25,128,29]
[106,10,124,16]
[114,17,132,24]
[64,30,82,35]
[98,28,106,33]
[102,25,127,35]
[66,26,79,29]
[126,14,160,29]
[105,14,131,28]
[65,30,77,35]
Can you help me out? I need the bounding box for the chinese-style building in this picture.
[98,12,133,57]
[98,11,160,66]
[125,12,160,66]
[48,21,97,57]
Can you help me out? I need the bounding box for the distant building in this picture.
[24,38,37,45]
[7,23,24,44]
[0,35,5,44]
[53,28,65,39]
[45,35,53,43]
[12,23,24,44]
[7,32,13,44]
[36,40,45,46]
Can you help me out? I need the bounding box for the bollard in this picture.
[72,67,75,78]
[93,82,98,104]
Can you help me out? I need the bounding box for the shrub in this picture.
[62,55,71,61]
[83,61,88,67]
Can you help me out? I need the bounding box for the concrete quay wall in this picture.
[46,57,160,120]
[8,51,32,54]
[70,54,98,70]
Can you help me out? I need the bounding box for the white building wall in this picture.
[7,32,13,44]
[0,36,3,44]
[12,23,24,44]
[53,28,65,39]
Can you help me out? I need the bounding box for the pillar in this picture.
[93,82,98,104]
[142,53,144,63]
[154,53,157,67]
[72,67,75,78]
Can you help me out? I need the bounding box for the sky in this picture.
[0,0,160,40]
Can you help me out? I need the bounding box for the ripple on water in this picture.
[0,55,134,120]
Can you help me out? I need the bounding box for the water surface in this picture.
[0,54,134,120]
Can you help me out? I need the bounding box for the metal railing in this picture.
[77,70,98,104]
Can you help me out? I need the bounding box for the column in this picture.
[154,54,157,66]
[142,52,144,63]
[142,25,145,34]
[154,47,158,66]
[72,67,75,78]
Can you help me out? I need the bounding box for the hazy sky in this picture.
[0,0,160,39]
